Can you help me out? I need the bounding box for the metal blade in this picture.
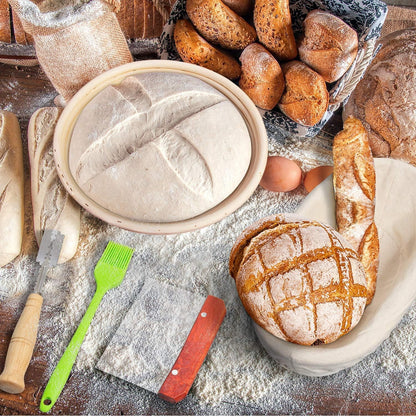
[96,278,205,394]
[36,229,65,267]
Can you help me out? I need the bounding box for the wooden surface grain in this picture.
[1,1,416,415]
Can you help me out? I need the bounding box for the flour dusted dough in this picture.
[230,214,367,346]
[28,107,80,264]
[69,72,252,222]
[0,111,24,267]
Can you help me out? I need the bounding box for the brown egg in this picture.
[260,156,302,192]
[304,166,333,193]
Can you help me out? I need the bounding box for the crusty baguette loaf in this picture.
[0,0,11,43]
[298,10,358,83]
[254,0,297,61]
[229,214,368,345]
[174,19,241,80]
[0,111,24,267]
[222,0,252,16]
[278,60,328,126]
[186,0,256,50]
[333,116,379,305]
[28,107,80,264]
[239,42,284,110]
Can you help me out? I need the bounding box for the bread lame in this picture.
[96,278,226,403]
[0,229,64,394]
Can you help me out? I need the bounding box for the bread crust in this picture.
[221,0,252,16]
[253,0,297,61]
[333,116,379,304]
[0,111,24,267]
[239,43,284,110]
[186,0,256,50]
[28,107,80,264]
[0,0,11,44]
[174,19,241,80]
[229,213,368,345]
[298,10,358,83]
[278,60,329,126]
[343,29,416,166]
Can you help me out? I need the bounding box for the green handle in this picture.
[40,288,105,413]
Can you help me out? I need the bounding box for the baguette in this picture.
[186,0,256,50]
[0,111,24,267]
[174,19,241,80]
[254,0,297,61]
[333,116,379,304]
[28,107,80,264]
[239,42,284,110]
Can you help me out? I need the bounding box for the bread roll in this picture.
[0,0,11,43]
[278,60,329,126]
[239,43,284,110]
[222,0,252,16]
[343,29,416,166]
[186,0,256,50]
[69,72,251,222]
[229,214,368,345]
[298,10,358,83]
[0,111,24,267]
[28,107,80,264]
[174,19,241,80]
[333,116,379,304]
[254,0,297,61]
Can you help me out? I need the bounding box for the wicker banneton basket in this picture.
[160,0,388,138]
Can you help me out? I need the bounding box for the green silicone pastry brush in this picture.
[39,241,134,413]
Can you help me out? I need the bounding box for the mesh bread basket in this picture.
[160,0,388,138]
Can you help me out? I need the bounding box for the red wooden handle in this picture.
[157,295,226,403]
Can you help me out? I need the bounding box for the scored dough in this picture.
[28,107,80,264]
[69,72,252,222]
[0,111,24,267]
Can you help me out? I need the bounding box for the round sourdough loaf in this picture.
[343,29,416,166]
[69,71,252,222]
[229,214,368,345]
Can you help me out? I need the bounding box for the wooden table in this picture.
[1,2,416,414]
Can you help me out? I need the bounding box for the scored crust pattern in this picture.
[234,217,367,345]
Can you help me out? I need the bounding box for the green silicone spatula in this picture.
[39,241,134,413]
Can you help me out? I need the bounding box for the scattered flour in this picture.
[1,106,415,414]
[2,172,416,413]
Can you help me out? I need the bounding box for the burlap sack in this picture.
[7,0,132,102]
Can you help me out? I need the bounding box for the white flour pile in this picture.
[1,131,416,413]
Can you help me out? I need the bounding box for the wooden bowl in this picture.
[53,60,268,234]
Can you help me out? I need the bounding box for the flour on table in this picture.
[2,133,416,413]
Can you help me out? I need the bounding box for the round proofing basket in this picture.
[53,60,268,234]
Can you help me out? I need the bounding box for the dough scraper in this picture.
[96,278,226,403]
